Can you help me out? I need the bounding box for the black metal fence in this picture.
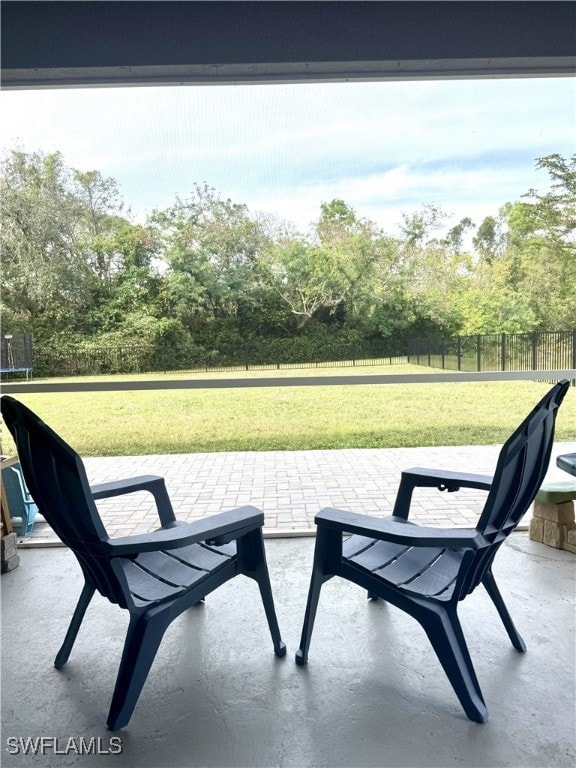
[32,337,410,378]
[32,345,162,378]
[10,330,576,379]
[408,331,576,374]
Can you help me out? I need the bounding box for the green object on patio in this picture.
[535,482,576,505]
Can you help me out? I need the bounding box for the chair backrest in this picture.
[1,396,125,603]
[458,379,570,598]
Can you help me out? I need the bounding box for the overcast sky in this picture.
[2,77,575,236]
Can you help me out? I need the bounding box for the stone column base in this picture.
[1,532,20,572]
[529,493,576,553]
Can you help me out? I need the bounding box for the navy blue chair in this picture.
[1,396,285,730]
[296,380,570,722]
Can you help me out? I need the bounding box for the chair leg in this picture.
[482,569,526,652]
[54,582,95,669]
[420,603,488,723]
[237,529,286,656]
[254,566,286,657]
[295,527,341,666]
[295,566,325,666]
[236,528,286,656]
[107,610,171,731]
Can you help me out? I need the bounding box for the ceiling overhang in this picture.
[2,2,575,89]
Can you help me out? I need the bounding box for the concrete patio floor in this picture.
[2,535,575,768]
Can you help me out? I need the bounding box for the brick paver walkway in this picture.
[20,441,576,546]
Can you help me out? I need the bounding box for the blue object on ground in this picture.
[1,461,38,536]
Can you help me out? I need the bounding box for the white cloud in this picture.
[2,78,574,234]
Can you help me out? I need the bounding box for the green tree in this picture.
[400,203,447,246]
[396,205,472,336]
[473,215,506,262]
[151,184,274,338]
[443,217,474,254]
[268,236,339,329]
[498,154,576,330]
[269,200,399,331]
[0,149,93,338]
[455,257,538,335]
[524,153,576,245]
[1,148,161,344]
[72,170,126,284]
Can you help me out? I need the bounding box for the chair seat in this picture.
[119,542,236,607]
[343,534,465,599]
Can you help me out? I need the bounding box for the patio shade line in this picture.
[1,369,575,395]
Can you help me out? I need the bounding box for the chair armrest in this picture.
[316,507,483,549]
[392,467,493,519]
[99,505,264,556]
[90,475,176,525]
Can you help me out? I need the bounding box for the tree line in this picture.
[1,148,574,367]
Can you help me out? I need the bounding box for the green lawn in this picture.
[2,365,574,456]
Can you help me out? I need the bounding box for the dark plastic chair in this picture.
[1,396,286,730]
[296,380,570,723]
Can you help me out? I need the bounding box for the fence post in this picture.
[532,333,537,370]
[572,329,576,371]
[476,335,481,372]
[457,337,462,371]
[501,333,506,371]
[441,339,445,369]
